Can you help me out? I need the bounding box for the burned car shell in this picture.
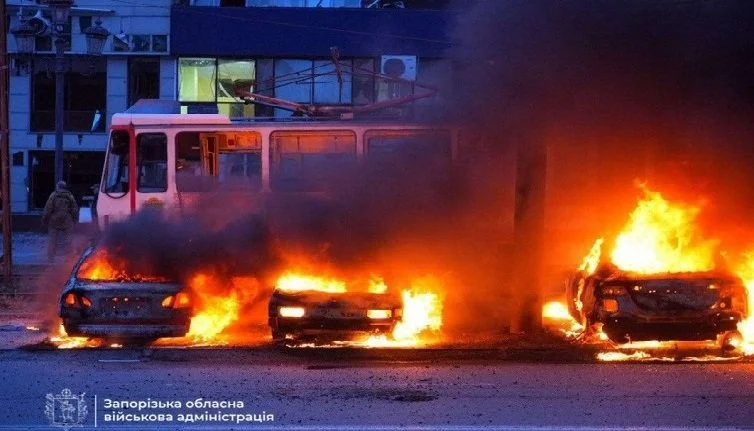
[568,267,747,343]
[59,246,191,340]
[268,289,402,341]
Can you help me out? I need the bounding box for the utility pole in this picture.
[0,0,13,280]
[510,121,547,333]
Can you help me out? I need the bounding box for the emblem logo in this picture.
[45,389,88,430]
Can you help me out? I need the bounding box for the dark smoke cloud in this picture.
[81,1,754,336]
[446,0,754,325]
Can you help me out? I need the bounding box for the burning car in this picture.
[566,264,747,346]
[59,245,192,342]
[268,273,403,342]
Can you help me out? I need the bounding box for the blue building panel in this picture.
[171,6,452,58]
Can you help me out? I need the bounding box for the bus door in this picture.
[133,132,170,212]
[98,129,170,224]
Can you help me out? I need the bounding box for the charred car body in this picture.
[60,246,192,341]
[268,286,402,342]
[566,264,747,345]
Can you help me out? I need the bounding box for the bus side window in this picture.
[137,133,168,193]
[103,130,130,194]
[175,132,204,192]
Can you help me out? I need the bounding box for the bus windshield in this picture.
[102,130,130,195]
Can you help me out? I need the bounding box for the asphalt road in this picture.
[1,347,754,431]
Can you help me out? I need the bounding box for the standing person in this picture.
[42,181,79,262]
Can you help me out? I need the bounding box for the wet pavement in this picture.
[1,345,754,430]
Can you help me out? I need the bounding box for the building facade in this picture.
[7,0,175,214]
[6,0,452,214]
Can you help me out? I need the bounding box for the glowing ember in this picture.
[541,301,583,338]
[610,187,717,274]
[597,351,651,361]
[26,326,40,331]
[77,249,167,283]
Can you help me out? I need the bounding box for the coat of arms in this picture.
[45,389,87,430]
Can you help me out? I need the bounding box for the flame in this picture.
[185,274,259,344]
[77,249,168,283]
[276,273,347,293]
[275,272,388,294]
[541,300,583,338]
[392,288,443,341]
[579,238,604,275]
[50,323,100,349]
[597,351,651,361]
[610,188,717,273]
[734,252,754,355]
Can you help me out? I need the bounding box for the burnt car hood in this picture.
[271,289,401,309]
[62,280,183,295]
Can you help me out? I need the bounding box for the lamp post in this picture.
[11,3,109,189]
[48,0,73,186]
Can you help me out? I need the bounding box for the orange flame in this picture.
[541,300,583,338]
[734,252,754,355]
[275,272,388,294]
[77,249,168,283]
[50,323,100,349]
[610,188,717,273]
[392,283,443,341]
[185,274,260,344]
[579,238,603,275]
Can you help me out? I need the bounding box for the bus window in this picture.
[271,130,356,191]
[137,133,168,193]
[365,130,452,164]
[218,152,262,190]
[102,130,130,195]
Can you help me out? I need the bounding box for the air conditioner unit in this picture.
[380,55,417,81]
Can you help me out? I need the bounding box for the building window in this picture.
[113,34,169,53]
[179,58,256,117]
[178,57,378,118]
[30,56,107,132]
[220,0,246,5]
[179,58,217,102]
[273,59,354,117]
[128,58,160,107]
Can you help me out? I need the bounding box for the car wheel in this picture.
[718,331,743,352]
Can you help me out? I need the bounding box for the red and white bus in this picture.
[96,101,460,227]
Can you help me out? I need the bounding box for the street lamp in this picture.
[49,0,73,186]
[84,19,109,56]
[11,3,109,186]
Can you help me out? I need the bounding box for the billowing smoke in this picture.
[448,1,754,327]
[67,1,754,339]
